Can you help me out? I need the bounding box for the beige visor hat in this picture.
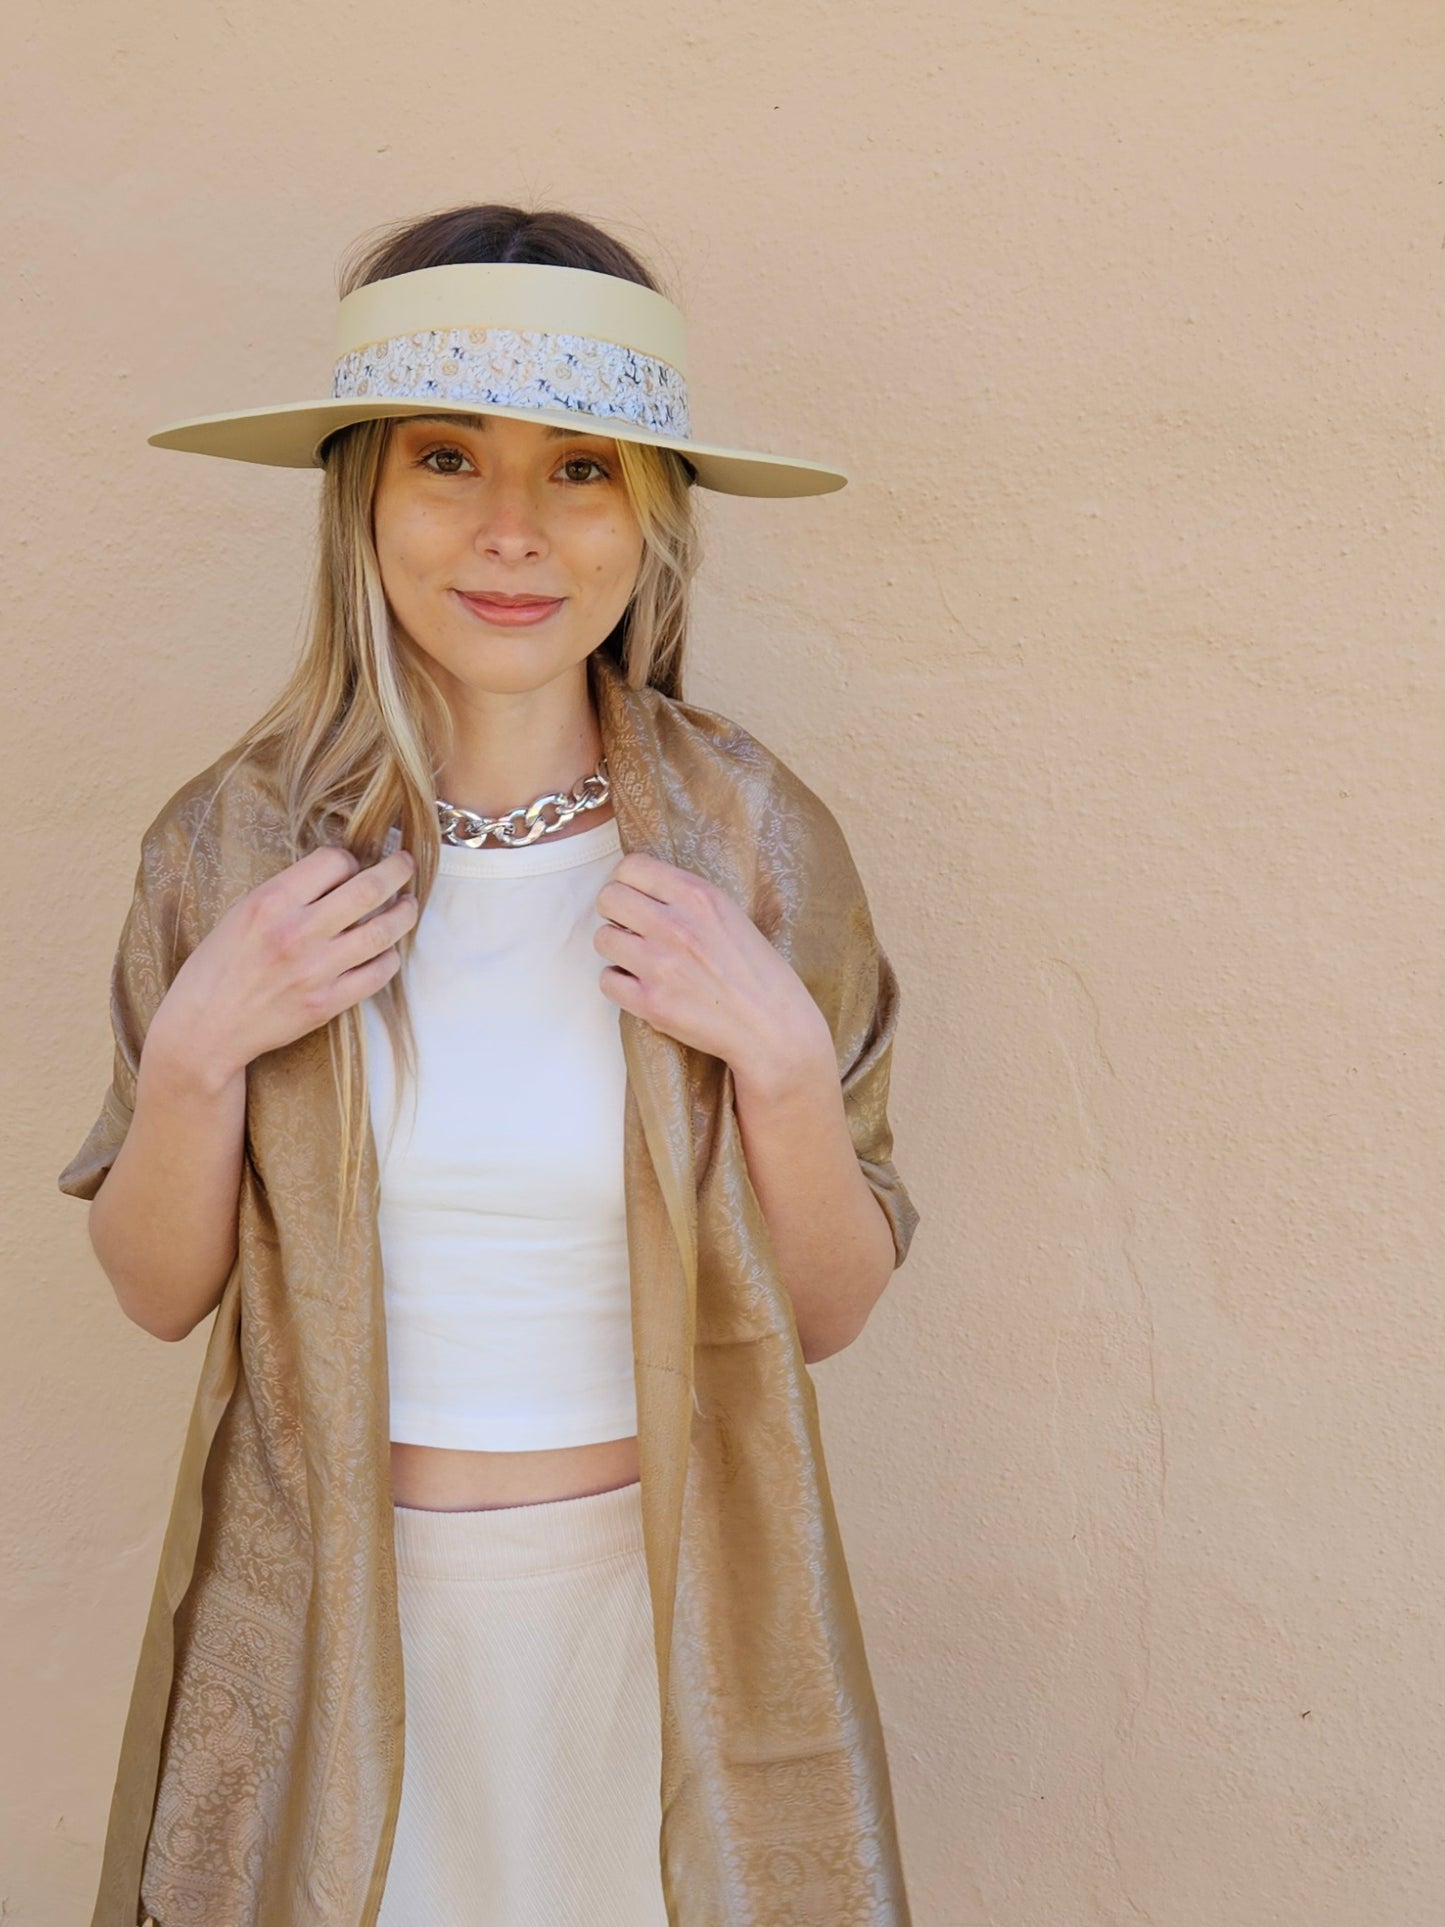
[146,261,847,499]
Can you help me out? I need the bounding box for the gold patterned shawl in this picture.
[58,646,921,1927]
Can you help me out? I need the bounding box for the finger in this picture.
[321,848,417,936]
[335,886,420,972]
[286,843,363,906]
[595,875,678,937]
[594,920,647,970]
[608,849,694,905]
[597,961,643,1014]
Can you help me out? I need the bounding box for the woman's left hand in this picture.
[594,850,830,1086]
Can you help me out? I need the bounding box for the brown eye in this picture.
[419,445,472,475]
[560,454,611,485]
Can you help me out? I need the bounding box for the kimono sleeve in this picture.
[57,811,193,1202]
[778,784,922,1273]
[835,924,921,1272]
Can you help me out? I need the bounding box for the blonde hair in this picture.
[222,413,701,1250]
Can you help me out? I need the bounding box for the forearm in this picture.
[729,1014,896,1364]
[88,1019,247,1343]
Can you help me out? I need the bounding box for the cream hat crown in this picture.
[146,261,847,500]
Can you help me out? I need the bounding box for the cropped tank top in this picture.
[359,812,637,1451]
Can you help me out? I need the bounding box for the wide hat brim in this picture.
[146,260,848,500]
[146,396,847,499]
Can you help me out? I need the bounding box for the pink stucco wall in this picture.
[12,3,1445,1921]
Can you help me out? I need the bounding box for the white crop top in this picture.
[360,812,637,1452]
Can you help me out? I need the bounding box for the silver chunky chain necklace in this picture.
[434,756,612,849]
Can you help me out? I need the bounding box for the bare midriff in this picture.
[388,795,640,1515]
[389,1434,641,1511]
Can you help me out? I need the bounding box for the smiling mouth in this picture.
[454,590,566,627]
[457,592,564,605]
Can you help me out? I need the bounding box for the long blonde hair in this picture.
[218,206,703,1247]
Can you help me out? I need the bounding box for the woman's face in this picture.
[372,411,645,695]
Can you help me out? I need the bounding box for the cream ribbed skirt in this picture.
[376,1477,669,1927]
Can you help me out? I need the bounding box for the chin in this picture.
[444,639,585,692]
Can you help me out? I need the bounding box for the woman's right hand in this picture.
[147,843,420,1088]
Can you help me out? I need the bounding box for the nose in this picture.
[471,473,550,564]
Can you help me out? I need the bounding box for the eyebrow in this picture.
[400,411,610,441]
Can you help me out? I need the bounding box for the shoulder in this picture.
[644,684,858,869]
[639,684,869,939]
[128,736,293,930]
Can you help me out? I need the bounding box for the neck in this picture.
[434,655,611,830]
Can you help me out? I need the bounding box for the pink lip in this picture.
[455,591,565,627]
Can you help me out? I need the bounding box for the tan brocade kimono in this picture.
[58,646,921,1927]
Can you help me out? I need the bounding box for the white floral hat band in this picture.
[147,260,847,499]
[332,324,693,439]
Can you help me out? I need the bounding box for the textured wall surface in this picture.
[8,3,1444,1922]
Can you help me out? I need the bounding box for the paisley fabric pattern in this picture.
[332,325,692,437]
[58,647,920,1926]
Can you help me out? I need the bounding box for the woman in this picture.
[60,204,921,1926]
